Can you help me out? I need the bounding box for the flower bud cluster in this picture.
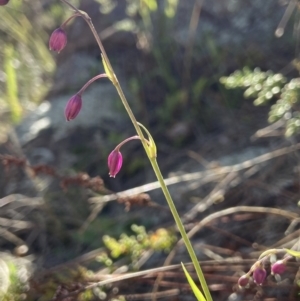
[237,250,293,289]
[48,5,157,178]
[48,14,111,121]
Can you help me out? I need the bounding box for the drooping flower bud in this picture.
[271,260,286,275]
[64,94,82,121]
[108,136,140,178]
[108,149,123,178]
[238,275,250,288]
[0,0,9,5]
[253,266,267,285]
[49,28,67,53]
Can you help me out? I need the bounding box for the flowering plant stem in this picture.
[149,158,212,301]
[60,1,212,300]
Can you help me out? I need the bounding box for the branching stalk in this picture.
[59,1,212,300]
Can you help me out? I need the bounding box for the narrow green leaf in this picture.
[181,263,206,301]
[101,54,114,83]
[285,248,300,258]
[137,122,157,158]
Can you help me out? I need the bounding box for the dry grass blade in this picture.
[0,217,34,229]
[187,206,298,240]
[49,264,184,301]
[153,205,299,297]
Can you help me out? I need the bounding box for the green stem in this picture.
[112,70,211,301]
[60,1,212,300]
[149,158,212,301]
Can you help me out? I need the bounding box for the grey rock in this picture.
[17,82,128,145]
[173,0,284,44]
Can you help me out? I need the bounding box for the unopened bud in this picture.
[49,28,67,53]
[108,149,123,178]
[253,266,267,285]
[0,0,9,5]
[238,275,250,287]
[271,260,286,275]
[64,94,82,121]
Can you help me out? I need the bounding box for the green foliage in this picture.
[27,266,94,301]
[3,44,22,123]
[73,217,124,249]
[0,0,55,123]
[98,0,216,135]
[181,263,206,301]
[220,67,286,105]
[0,260,28,301]
[102,224,176,263]
[220,67,300,136]
[164,0,179,18]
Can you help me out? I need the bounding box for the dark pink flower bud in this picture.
[0,0,9,5]
[238,275,250,287]
[253,266,267,285]
[108,149,123,177]
[49,28,67,53]
[64,94,82,121]
[271,260,286,275]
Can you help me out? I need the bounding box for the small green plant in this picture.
[1,0,55,123]
[220,67,300,136]
[102,224,176,264]
[0,260,29,301]
[27,266,94,301]
[237,247,298,289]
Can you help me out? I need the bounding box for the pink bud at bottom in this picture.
[253,267,267,285]
[108,149,123,177]
[64,94,82,121]
[49,28,67,53]
[271,260,286,275]
[238,275,250,287]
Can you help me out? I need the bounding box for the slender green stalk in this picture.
[60,1,212,300]
[113,67,211,301]
[149,158,212,301]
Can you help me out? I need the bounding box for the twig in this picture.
[0,226,26,246]
[275,0,297,37]
[187,206,298,240]
[183,171,238,222]
[0,217,34,229]
[49,263,183,301]
[123,288,180,300]
[47,257,258,301]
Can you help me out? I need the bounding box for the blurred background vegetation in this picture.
[1,0,297,138]
[0,0,297,132]
[0,0,83,122]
